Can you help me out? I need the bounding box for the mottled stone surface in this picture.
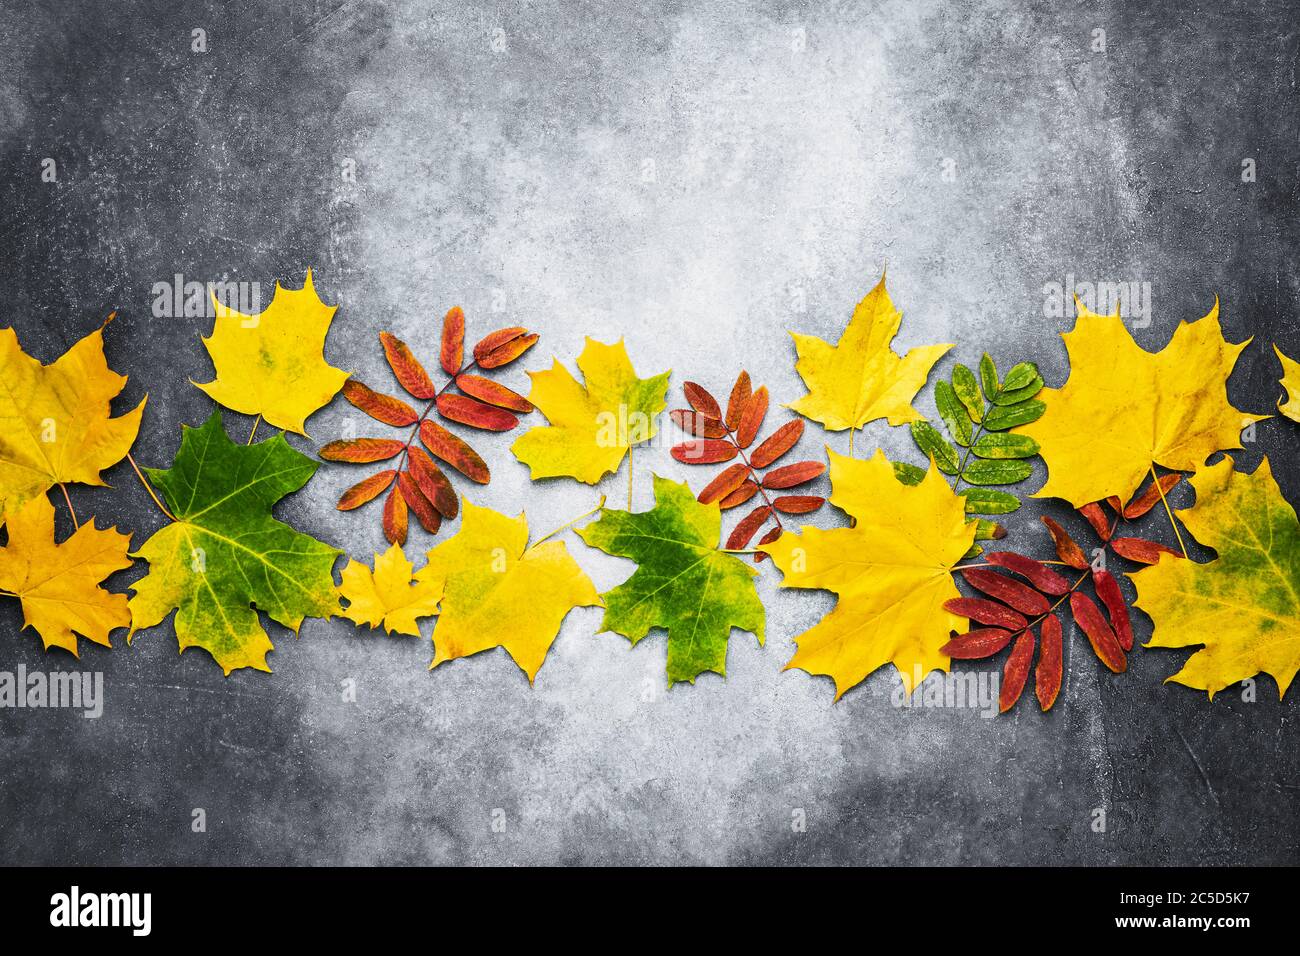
[0,0,1296,865]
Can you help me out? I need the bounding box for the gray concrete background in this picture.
[0,0,1297,865]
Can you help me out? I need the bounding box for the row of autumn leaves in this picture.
[3,270,1299,710]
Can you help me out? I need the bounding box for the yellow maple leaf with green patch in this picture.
[786,274,952,431]
[415,499,601,681]
[0,495,132,655]
[192,270,348,435]
[761,449,975,700]
[511,338,669,484]
[338,543,440,636]
[1022,300,1266,508]
[1275,344,1300,423]
[0,324,145,517]
[1133,455,1300,699]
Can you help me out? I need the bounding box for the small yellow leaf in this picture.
[1275,344,1300,423]
[786,273,952,431]
[762,449,975,700]
[511,338,669,484]
[1133,455,1300,699]
[338,543,440,636]
[192,270,349,435]
[1023,300,1267,508]
[0,325,145,517]
[416,500,601,681]
[0,495,132,655]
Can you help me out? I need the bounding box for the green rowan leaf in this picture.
[978,353,999,398]
[958,488,1021,514]
[577,475,764,684]
[934,380,973,446]
[1002,361,1040,392]
[910,421,961,475]
[892,461,927,486]
[972,433,1041,459]
[991,374,1045,406]
[984,398,1046,430]
[960,458,1034,485]
[952,364,984,421]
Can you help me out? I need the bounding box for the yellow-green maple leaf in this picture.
[1022,300,1266,508]
[0,494,132,655]
[511,338,669,484]
[1275,344,1300,423]
[1132,455,1300,699]
[761,449,975,700]
[338,543,440,636]
[786,274,952,431]
[0,325,145,517]
[192,270,348,435]
[416,499,601,681]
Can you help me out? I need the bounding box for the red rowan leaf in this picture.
[337,469,397,510]
[455,373,533,412]
[436,393,518,431]
[750,419,802,468]
[726,371,752,431]
[698,463,750,505]
[409,447,458,518]
[772,494,823,514]
[985,552,1071,595]
[419,420,489,484]
[735,385,769,448]
[726,505,772,550]
[1070,591,1126,672]
[719,480,759,510]
[341,380,419,427]
[1110,536,1181,565]
[440,306,465,375]
[753,525,781,563]
[683,381,722,421]
[944,597,1028,631]
[319,438,406,463]
[397,471,442,534]
[941,627,1014,659]
[1124,472,1182,519]
[382,484,408,545]
[474,328,537,368]
[1035,614,1063,711]
[379,332,437,399]
[670,408,728,439]
[671,439,738,464]
[1079,501,1112,541]
[1000,629,1036,712]
[761,460,825,490]
[1041,515,1089,569]
[961,567,1050,615]
[1091,568,1134,651]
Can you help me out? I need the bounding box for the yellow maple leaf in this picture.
[1022,300,1266,508]
[0,324,145,517]
[192,270,349,435]
[1133,456,1300,698]
[511,337,669,484]
[415,499,601,681]
[1275,344,1300,423]
[761,449,975,700]
[786,274,952,431]
[338,543,440,636]
[0,495,132,655]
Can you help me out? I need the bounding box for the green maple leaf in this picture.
[577,475,765,684]
[128,411,341,674]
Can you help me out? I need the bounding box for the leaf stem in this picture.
[531,494,606,547]
[57,483,79,529]
[247,414,261,444]
[1150,462,1188,558]
[126,452,176,522]
[627,444,634,509]
[848,426,855,458]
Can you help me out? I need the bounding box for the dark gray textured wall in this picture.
[0,0,1297,865]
